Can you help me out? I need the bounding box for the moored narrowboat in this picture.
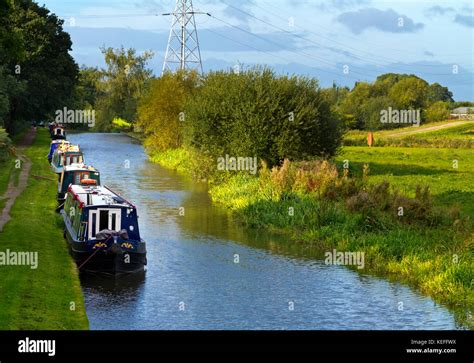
[61,185,147,274]
[50,124,66,140]
[50,144,84,174]
[48,140,70,163]
[57,164,101,205]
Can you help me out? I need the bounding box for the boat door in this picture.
[88,209,122,239]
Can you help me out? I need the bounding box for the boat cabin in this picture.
[51,145,84,174]
[57,164,101,203]
[48,140,71,162]
[51,125,66,140]
[61,184,147,274]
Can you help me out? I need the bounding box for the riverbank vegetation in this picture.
[143,70,473,328]
[0,129,89,329]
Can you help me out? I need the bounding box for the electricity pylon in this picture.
[162,0,208,75]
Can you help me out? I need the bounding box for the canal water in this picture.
[70,133,459,330]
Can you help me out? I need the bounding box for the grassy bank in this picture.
[151,147,473,329]
[0,129,89,329]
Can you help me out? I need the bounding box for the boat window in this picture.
[111,213,117,231]
[99,210,109,231]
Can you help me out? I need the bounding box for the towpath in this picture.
[0,127,36,232]
[386,120,471,137]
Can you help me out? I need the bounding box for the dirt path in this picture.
[0,127,37,232]
[386,121,471,138]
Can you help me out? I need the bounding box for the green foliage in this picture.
[0,127,12,161]
[137,71,199,152]
[94,47,154,131]
[4,0,79,132]
[388,77,429,110]
[112,117,132,130]
[184,67,342,168]
[425,101,451,122]
[332,73,456,130]
[428,83,454,103]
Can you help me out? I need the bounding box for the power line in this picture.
[259,0,473,61]
[209,14,369,81]
[221,0,462,77]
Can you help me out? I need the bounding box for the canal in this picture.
[70,133,459,330]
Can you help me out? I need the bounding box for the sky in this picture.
[40,0,473,100]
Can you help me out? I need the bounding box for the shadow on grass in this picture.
[342,161,452,177]
[434,190,474,217]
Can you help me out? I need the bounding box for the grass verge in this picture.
[0,129,89,329]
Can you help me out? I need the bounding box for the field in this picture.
[335,147,474,216]
[0,129,89,329]
[344,121,474,148]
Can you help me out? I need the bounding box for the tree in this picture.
[3,0,79,133]
[184,68,342,167]
[137,70,199,152]
[425,101,450,122]
[427,83,454,104]
[95,47,154,131]
[388,77,429,110]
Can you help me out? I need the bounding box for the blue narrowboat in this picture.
[61,184,147,274]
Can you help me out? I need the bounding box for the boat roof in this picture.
[69,185,135,209]
[63,163,99,173]
[51,140,70,145]
[55,144,81,154]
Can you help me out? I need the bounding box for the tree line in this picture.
[1,0,470,165]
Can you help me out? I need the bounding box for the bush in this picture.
[425,101,450,122]
[0,128,11,161]
[137,71,199,153]
[111,117,132,131]
[184,67,343,168]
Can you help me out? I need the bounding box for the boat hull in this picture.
[63,229,147,275]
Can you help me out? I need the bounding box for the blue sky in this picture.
[41,0,473,100]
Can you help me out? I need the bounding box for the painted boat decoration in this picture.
[57,163,101,205]
[50,144,84,174]
[48,140,71,163]
[61,184,147,274]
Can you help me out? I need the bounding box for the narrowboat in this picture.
[57,164,101,205]
[50,144,84,174]
[61,184,147,274]
[50,124,66,140]
[48,140,70,163]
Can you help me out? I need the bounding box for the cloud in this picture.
[336,8,424,34]
[221,0,256,26]
[324,0,371,10]
[424,51,434,57]
[424,5,454,18]
[454,14,474,27]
